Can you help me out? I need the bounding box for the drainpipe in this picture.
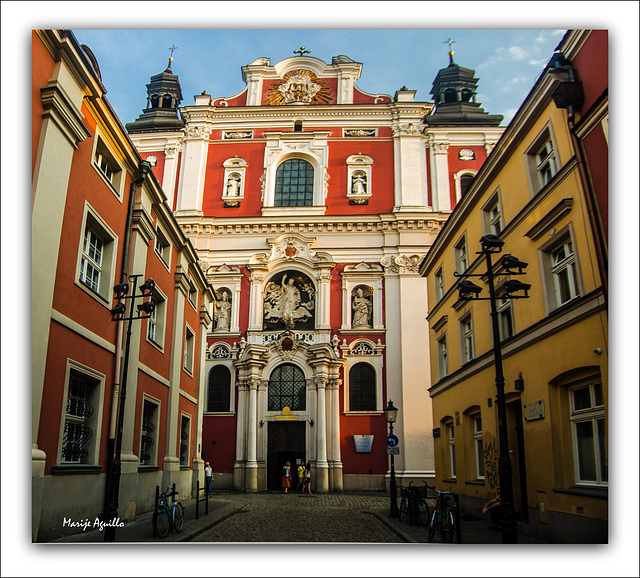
[108,160,153,438]
[103,160,152,521]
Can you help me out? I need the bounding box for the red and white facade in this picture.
[128,51,504,492]
[32,30,213,541]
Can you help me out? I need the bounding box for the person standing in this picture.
[204,462,213,497]
[297,462,305,492]
[303,461,312,495]
[282,461,291,494]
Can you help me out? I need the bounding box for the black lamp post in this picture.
[455,235,530,544]
[104,274,155,542]
[384,400,399,518]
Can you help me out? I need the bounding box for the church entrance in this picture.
[267,421,306,491]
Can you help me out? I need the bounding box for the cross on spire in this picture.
[168,44,178,63]
[444,38,456,65]
[293,46,311,56]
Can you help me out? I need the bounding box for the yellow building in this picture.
[419,31,607,543]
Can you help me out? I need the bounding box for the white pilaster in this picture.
[315,377,329,492]
[233,381,248,490]
[245,378,259,492]
[175,125,211,216]
[430,140,452,212]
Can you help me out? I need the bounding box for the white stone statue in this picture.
[352,287,372,328]
[352,174,367,195]
[226,174,240,196]
[215,291,231,330]
[264,273,314,329]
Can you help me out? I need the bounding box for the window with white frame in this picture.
[496,291,515,341]
[207,365,231,412]
[154,226,171,267]
[570,382,607,486]
[348,362,376,412]
[454,235,469,274]
[526,125,559,194]
[77,205,117,303]
[183,325,195,374]
[447,423,456,478]
[60,365,103,465]
[179,414,191,467]
[139,398,159,466]
[188,281,198,308]
[275,158,314,207]
[435,266,445,303]
[551,238,579,306]
[483,191,503,236]
[473,414,484,480]
[92,135,123,197]
[437,334,448,379]
[146,287,166,349]
[459,313,475,364]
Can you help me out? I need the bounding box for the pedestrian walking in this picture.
[303,461,312,495]
[296,462,305,492]
[204,462,213,496]
[282,461,291,494]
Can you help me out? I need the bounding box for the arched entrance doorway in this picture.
[266,363,307,490]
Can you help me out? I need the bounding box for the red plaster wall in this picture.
[32,31,56,174]
[201,415,237,473]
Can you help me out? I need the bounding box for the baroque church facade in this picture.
[126,47,504,493]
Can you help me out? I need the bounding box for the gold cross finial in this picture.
[293,46,311,56]
[168,44,178,62]
[444,38,456,65]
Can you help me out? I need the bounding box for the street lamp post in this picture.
[104,274,155,542]
[455,235,530,544]
[384,400,399,518]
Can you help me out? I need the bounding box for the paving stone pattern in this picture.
[197,493,414,543]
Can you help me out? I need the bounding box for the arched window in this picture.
[348,362,376,411]
[268,363,306,411]
[274,159,314,207]
[460,174,475,197]
[207,365,231,412]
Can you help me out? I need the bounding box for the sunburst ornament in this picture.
[267,69,332,106]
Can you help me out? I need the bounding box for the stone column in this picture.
[316,268,332,330]
[245,378,259,492]
[247,268,265,333]
[161,145,180,209]
[174,124,210,216]
[232,379,248,490]
[329,378,344,491]
[429,140,452,212]
[315,377,329,492]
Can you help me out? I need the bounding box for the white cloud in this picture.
[509,46,528,61]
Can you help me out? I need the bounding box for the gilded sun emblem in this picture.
[267,70,332,106]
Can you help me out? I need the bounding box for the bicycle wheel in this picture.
[427,508,438,542]
[418,499,431,527]
[173,502,184,532]
[156,505,170,538]
[408,498,419,526]
[441,508,455,543]
[398,497,407,522]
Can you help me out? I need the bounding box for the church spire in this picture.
[444,38,456,66]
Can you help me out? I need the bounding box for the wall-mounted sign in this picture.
[387,446,400,455]
[432,427,441,438]
[524,400,545,421]
[353,435,374,453]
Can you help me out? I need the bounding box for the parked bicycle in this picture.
[398,481,431,527]
[428,489,458,543]
[155,485,184,537]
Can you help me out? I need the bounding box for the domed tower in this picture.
[425,40,503,127]
[126,51,184,132]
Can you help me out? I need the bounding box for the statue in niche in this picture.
[264,273,315,330]
[352,287,372,328]
[351,172,367,195]
[226,173,241,196]
[214,291,231,331]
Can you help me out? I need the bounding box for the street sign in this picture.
[386,435,399,447]
[387,446,400,455]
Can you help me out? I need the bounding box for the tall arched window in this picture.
[349,362,376,411]
[207,365,231,412]
[460,173,475,196]
[268,363,306,411]
[274,159,314,207]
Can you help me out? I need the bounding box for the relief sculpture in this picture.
[264,272,315,330]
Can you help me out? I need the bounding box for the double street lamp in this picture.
[103,274,155,542]
[384,400,399,518]
[455,234,530,544]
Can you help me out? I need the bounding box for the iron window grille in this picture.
[268,363,306,411]
[274,159,314,207]
[61,374,95,463]
[139,400,157,465]
[207,365,231,412]
[348,362,376,411]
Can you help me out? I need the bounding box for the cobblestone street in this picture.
[196,493,411,543]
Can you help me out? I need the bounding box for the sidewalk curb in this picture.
[172,506,248,542]
[368,511,414,543]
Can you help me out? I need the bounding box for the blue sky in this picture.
[73,28,565,127]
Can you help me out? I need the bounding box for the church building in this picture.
[126,44,504,493]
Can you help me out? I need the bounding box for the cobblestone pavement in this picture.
[196,492,409,543]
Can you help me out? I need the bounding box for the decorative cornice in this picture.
[40,83,91,147]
